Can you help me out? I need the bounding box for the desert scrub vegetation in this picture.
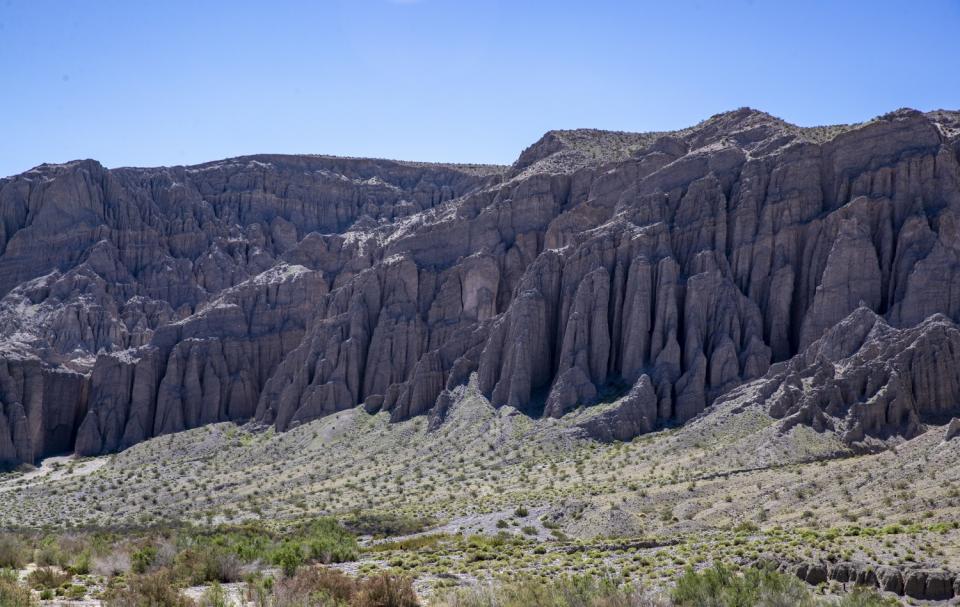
[104,570,195,607]
[0,534,27,569]
[252,567,418,607]
[0,569,34,607]
[671,563,897,607]
[0,518,360,603]
[435,573,652,607]
[342,511,436,538]
[434,565,900,607]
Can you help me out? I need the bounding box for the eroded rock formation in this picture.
[756,307,960,443]
[2,107,960,466]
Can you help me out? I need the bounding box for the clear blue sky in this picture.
[2,0,959,177]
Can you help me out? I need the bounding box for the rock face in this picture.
[756,307,960,443]
[946,418,960,441]
[753,557,957,601]
[2,107,960,466]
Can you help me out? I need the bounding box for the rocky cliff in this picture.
[2,107,960,467]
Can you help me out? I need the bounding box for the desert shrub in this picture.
[131,545,158,573]
[34,537,63,566]
[733,521,760,534]
[353,573,418,607]
[274,542,306,577]
[0,534,27,569]
[834,587,900,607]
[68,549,92,574]
[272,566,356,607]
[436,573,644,607]
[343,512,434,537]
[103,570,195,607]
[246,575,275,607]
[302,519,359,564]
[173,545,242,585]
[270,569,416,607]
[194,523,276,563]
[272,519,358,575]
[672,562,814,607]
[198,582,229,607]
[26,566,71,590]
[53,534,92,571]
[0,569,34,607]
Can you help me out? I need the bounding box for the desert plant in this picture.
[302,518,359,564]
[246,575,274,607]
[354,573,418,607]
[26,566,71,590]
[0,535,26,569]
[132,545,158,574]
[272,566,356,607]
[103,570,195,607]
[343,512,434,537]
[198,582,229,607]
[672,562,814,607]
[0,569,34,607]
[436,573,645,607]
[834,587,900,607]
[274,542,306,577]
[174,545,242,585]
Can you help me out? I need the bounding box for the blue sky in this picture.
[1,0,959,177]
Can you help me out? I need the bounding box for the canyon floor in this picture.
[2,379,958,605]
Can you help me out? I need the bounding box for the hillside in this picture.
[3,107,960,604]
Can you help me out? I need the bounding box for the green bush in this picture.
[0,572,34,607]
[195,523,275,563]
[436,573,641,607]
[69,549,92,575]
[271,519,358,574]
[33,537,63,567]
[26,566,71,590]
[103,570,195,607]
[65,584,87,600]
[274,542,306,578]
[132,545,158,574]
[302,519,359,564]
[342,512,434,537]
[672,562,814,607]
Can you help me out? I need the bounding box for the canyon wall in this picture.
[2,108,959,466]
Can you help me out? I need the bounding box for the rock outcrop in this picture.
[755,307,960,443]
[2,107,960,466]
[752,557,958,601]
[946,418,960,442]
